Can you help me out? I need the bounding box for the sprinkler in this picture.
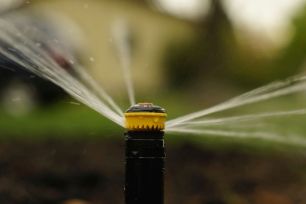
[124,102,167,204]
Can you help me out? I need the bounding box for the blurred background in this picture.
[1,0,306,203]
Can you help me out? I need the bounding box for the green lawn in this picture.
[1,95,306,152]
[0,94,192,139]
[0,103,122,138]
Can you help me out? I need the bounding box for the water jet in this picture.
[2,9,306,203]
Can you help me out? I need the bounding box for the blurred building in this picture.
[8,0,306,98]
[28,0,195,96]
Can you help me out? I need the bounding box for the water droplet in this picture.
[53,39,59,44]
[89,57,95,62]
[69,59,75,65]
[69,101,81,105]
[35,42,42,47]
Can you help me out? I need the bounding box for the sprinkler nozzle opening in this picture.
[125,103,167,131]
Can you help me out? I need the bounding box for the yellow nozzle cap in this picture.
[124,103,167,131]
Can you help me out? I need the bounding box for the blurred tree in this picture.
[163,0,239,90]
[275,4,306,77]
[163,0,306,91]
[230,2,306,88]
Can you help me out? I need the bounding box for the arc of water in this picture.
[71,64,124,116]
[166,77,306,128]
[0,19,124,117]
[0,44,124,126]
[231,75,306,101]
[175,109,306,128]
[112,20,136,106]
[0,20,124,126]
[166,128,306,147]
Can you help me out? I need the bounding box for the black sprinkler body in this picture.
[124,103,167,204]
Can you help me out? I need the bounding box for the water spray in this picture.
[124,102,167,204]
[3,12,306,204]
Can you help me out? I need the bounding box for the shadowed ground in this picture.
[0,139,305,204]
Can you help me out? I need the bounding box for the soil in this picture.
[0,138,306,204]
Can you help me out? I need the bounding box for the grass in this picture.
[0,102,122,139]
[1,94,306,153]
[0,94,192,139]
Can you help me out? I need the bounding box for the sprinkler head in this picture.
[125,103,167,131]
